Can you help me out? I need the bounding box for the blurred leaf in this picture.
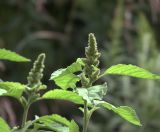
[0,82,25,98]
[0,89,7,95]
[0,117,10,132]
[0,49,30,62]
[104,64,160,79]
[43,89,84,104]
[50,58,84,89]
[69,120,79,132]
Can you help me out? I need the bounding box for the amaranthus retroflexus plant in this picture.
[44,33,160,132]
[1,33,160,132]
[0,49,81,132]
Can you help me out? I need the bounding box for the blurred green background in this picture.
[0,0,160,131]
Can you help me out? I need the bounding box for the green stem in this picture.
[21,103,30,127]
[82,100,89,132]
[97,73,105,80]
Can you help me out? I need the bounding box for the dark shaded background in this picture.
[0,0,160,131]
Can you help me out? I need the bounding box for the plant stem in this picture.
[82,100,89,132]
[21,103,30,127]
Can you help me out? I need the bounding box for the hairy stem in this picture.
[21,103,30,127]
[82,100,89,132]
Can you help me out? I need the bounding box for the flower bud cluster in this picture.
[81,33,101,87]
[27,53,45,88]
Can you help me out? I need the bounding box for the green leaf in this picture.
[104,64,160,79]
[76,58,85,66]
[43,89,84,104]
[67,58,84,72]
[32,114,79,132]
[77,83,107,104]
[0,48,30,62]
[69,120,79,132]
[51,69,80,90]
[50,58,84,89]
[0,89,7,95]
[77,88,90,103]
[34,114,70,132]
[0,117,10,132]
[0,82,25,98]
[95,101,142,126]
[87,83,107,101]
[37,114,70,126]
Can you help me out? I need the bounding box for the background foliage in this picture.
[0,0,160,131]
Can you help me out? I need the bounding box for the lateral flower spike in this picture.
[81,33,101,87]
[27,53,45,88]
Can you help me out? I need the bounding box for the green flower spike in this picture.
[81,33,101,88]
[27,53,45,88]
